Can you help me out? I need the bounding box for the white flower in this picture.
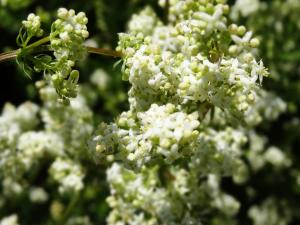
[264,147,290,168]
[231,0,260,19]
[49,158,85,194]
[29,187,48,203]
[0,215,19,225]
[22,13,43,37]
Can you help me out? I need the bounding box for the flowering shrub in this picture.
[0,0,299,224]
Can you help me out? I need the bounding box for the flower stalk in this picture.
[0,50,19,63]
[0,44,122,64]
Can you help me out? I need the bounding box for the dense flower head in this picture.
[0,214,19,225]
[106,163,240,225]
[49,158,85,194]
[39,84,94,158]
[0,102,39,150]
[91,104,200,168]
[22,13,43,37]
[248,198,291,225]
[47,8,89,104]
[191,126,247,175]
[0,85,94,214]
[15,8,90,105]
[231,0,300,85]
[118,0,268,118]
[90,0,268,173]
[17,131,64,169]
[245,90,287,125]
[127,6,162,36]
[51,8,89,61]
[29,187,48,203]
[86,1,282,223]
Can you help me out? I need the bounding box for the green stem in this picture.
[56,192,81,225]
[25,36,50,50]
[23,30,59,50]
[23,34,33,47]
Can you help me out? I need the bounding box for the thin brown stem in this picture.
[0,50,19,63]
[0,45,122,64]
[86,46,122,58]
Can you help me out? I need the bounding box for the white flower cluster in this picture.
[49,8,89,103]
[2,178,23,196]
[29,187,48,203]
[231,0,260,19]
[248,198,291,225]
[36,79,93,146]
[0,102,39,179]
[245,90,287,125]
[231,0,300,80]
[264,147,291,168]
[22,13,43,37]
[51,8,89,60]
[90,69,111,92]
[192,127,247,175]
[49,158,85,194]
[0,102,39,136]
[88,1,271,223]
[136,104,199,162]
[17,131,64,169]
[127,6,162,36]
[206,89,287,127]
[92,104,200,167]
[246,131,291,172]
[90,0,263,171]
[117,2,268,117]
[39,85,94,158]
[0,84,94,223]
[106,163,240,225]
[0,214,19,225]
